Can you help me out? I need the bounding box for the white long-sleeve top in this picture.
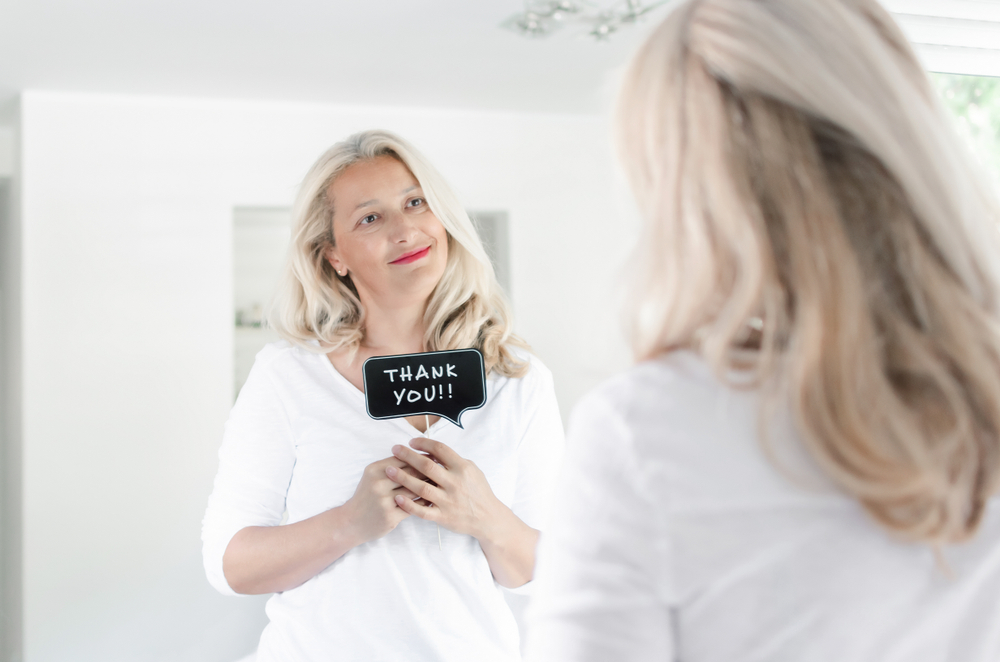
[525,351,1000,662]
[202,342,564,662]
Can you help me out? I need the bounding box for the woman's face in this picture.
[325,155,449,310]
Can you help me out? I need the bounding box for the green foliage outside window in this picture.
[931,73,1000,189]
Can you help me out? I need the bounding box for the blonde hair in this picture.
[270,129,527,377]
[618,0,1000,543]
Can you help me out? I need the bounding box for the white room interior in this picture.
[1,1,999,661]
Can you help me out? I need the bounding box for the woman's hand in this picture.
[385,438,540,588]
[385,439,506,540]
[222,456,431,595]
[342,456,429,545]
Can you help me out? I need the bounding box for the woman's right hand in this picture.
[342,457,429,545]
[222,456,432,594]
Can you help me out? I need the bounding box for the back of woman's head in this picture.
[618,0,1000,543]
[270,129,527,377]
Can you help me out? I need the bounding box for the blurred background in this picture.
[0,1,998,660]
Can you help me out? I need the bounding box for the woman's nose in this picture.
[386,210,419,242]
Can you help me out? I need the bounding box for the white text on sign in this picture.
[383,364,458,382]
[393,383,454,405]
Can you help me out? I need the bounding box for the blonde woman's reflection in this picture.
[527,1,1000,660]
[202,130,564,661]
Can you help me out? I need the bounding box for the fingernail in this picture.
[395,495,404,504]
[391,445,402,455]
[385,466,397,477]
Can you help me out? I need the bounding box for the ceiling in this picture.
[0,0,997,116]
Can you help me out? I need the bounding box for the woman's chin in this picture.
[374,277,444,309]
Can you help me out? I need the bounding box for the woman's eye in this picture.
[407,197,425,208]
[360,214,378,225]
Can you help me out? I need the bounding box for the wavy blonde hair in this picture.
[270,129,527,377]
[618,0,1000,543]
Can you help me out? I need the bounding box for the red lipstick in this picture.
[390,246,431,265]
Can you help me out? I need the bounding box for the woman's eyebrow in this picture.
[352,187,417,212]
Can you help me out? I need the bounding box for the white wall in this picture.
[15,90,637,661]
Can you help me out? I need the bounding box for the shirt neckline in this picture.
[318,350,447,439]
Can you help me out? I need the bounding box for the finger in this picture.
[391,444,447,484]
[408,437,463,469]
[394,493,440,521]
[399,464,432,483]
[391,486,421,501]
[375,456,430,483]
[385,464,441,502]
[385,461,434,487]
[406,454,442,485]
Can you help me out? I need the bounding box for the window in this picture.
[932,72,1000,188]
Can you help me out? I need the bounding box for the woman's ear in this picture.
[324,246,347,277]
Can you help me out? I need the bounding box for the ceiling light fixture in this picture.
[502,0,669,40]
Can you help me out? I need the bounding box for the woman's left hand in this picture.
[386,437,540,588]
[385,438,507,541]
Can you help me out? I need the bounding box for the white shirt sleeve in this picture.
[201,351,297,596]
[524,387,676,661]
[510,361,566,531]
[502,359,566,596]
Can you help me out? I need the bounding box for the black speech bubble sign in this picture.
[362,349,486,429]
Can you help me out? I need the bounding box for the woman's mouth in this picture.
[390,246,431,265]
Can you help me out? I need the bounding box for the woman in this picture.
[202,130,564,662]
[526,1,1000,660]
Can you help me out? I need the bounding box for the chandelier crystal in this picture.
[502,0,669,40]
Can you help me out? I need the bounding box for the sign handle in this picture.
[423,414,443,551]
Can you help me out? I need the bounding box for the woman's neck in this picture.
[359,298,427,356]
